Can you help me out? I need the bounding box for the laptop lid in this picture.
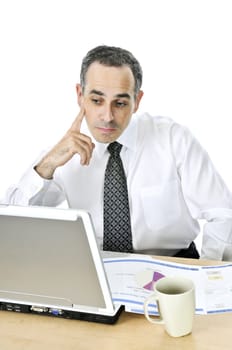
[0,205,122,323]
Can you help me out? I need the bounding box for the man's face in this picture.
[77,62,143,143]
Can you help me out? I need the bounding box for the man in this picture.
[4,45,232,260]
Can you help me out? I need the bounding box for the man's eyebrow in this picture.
[89,89,105,96]
[116,93,131,99]
[89,90,131,99]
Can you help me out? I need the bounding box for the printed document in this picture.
[103,256,232,315]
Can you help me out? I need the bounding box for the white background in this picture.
[0,0,232,200]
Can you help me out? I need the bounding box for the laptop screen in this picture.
[0,205,115,316]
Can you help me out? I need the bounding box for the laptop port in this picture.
[6,304,14,311]
[0,303,30,313]
[31,306,48,313]
[49,308,64,316]
[14,305,21,312]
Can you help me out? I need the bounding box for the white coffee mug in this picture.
[144,276,195,337]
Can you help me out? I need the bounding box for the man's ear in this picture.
[133,90,144,113]
[76,84,84,107]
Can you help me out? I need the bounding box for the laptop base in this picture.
[0,302,124,324]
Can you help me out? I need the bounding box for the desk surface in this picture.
[0,257,231,350]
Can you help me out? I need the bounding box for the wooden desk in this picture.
[0,257,231,350]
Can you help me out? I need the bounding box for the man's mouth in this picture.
[96,125,118,133]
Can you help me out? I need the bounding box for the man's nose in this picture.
[101,104,114,122]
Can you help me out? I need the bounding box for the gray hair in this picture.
[80,45,143,95]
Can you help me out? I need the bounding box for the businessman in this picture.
[4,45,232,260]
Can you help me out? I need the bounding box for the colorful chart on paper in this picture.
[135,270,165,291]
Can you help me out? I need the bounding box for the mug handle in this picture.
[144,294,164,324]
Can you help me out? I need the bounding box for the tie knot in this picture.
[107,142,122,157]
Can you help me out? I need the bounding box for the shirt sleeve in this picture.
[171,123,232,260]
[2,158,66,207]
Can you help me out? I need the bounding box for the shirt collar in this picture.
[81,116,138,158]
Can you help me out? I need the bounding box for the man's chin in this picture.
[92,131,120,144]
[94,136,117,144]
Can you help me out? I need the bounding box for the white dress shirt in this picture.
[4,113,232,260]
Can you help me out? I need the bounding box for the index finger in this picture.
[70,106,85,131]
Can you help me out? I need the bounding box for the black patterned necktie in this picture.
[103,142,133,252]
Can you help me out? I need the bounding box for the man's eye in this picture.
[115,101,127,108]
[91,98,101,105]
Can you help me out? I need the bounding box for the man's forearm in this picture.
[34,156,55,180]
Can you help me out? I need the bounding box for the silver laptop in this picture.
[0,204,123,324]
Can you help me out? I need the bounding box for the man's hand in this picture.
[35,107,95,179]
